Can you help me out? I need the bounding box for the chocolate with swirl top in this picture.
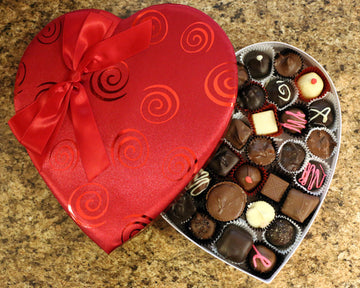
[309,100,335,127]
[185,169,211,196]
[266,79,295,108]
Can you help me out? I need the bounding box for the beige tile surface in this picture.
[1,0,359,287]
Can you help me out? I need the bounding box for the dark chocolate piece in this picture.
[237,62,249,87]
[281,189,320,223]
[274,51,302,77]
[225,119,252,150]
[279,142,305,172]
[266,79,295,108]
[216,224,253,263]
[235,164,262,191]
[248,245,277,273]
[206,182,246,222]
[244,51,272,79]
[167,193,196,223]
[247,138,276,166]
[190,212,216,240]
[280,108,307,134]
[307,129,336,159]
[207,145,240,177]
[309,100,335,127]
[265,218,296,248]
[237,84,266,111]
[297,161,327,191]
[261,173,289,202]
[185,169,211,196]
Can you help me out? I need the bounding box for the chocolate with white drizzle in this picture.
[309,100,334,127]
[185,169,211,196]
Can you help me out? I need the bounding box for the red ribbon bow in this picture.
[8,12,152,180]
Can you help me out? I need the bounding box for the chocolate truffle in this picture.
[261,173,289,202]
[247,138,276,166]
[206,182,247,221]
[251,110,279,136]
[307,129,336,159]
[297,161,327,191]
[235,164,262,191]
[190,212,216,240]
[207,145,240,177]
[167,192,196,223]
[281,188,320,223]
[309,100,335,127]
[279,142,305,172]
[297,72,324,99]
[244,51,272,79]
[225,119,252,150]
[266,79,295,108]
[280,108,307,134]
[216,224,253,263]
[237,84,266,111]
[248,245,277,273]
[246,201,275,229]
[274,51,302,77]
[185,169,211,196]
[265,218,296,248]
[237,62,249,87]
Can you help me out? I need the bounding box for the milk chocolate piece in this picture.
[225,119,252,150]
[247,138,276,166]
[274,51,302,77]
[261,173,289,202]
[244,51,272,79]
[265,218,296,248]
[235,164,262,191]
[281,189,320,223]
[216,224,253,263]
[309,100,335,127]
[248,245,277,273]
[307,129,336,159]
[237,84,266,111]
[206,182,246,222]
[190,212,216,240]
[279,142,305,172]
[208,145,240,177]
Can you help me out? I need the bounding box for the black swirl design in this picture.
[37,19,62,45]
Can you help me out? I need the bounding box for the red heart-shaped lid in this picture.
[9,4,237,253]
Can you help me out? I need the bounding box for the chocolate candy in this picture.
[244,51,272,79]
[266,79,295,108]
[206,182,246,222]
[237,84,266,111]
[274,51,302,77]
[265,218,296,248]
[216,224,253,263]
[237,62,249,87]
[207,145,240,177]
[297,161,327,191]
[279,142,305,172]
[185,169,211,196]
[246,201,275,229]
[280,108,307,134]
[225,119,252,150]
[261,173,289,202]
[307,129,336,159]
[167,192,196,223]
[297,72,324,99]
[247,137,276,166]
[248,245,277,273]
[189,212,216,240]
[235,164,262,191]
[251,110,279,136]
[309,100,335,127]
[281,189,320,223]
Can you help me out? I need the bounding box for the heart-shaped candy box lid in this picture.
[9,4,237,253]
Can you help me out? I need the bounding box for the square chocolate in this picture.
[207,145,240,177]
[251,110,278,135]
[225,119,252,150]
[261,173,289,202]
[281,189,320,223]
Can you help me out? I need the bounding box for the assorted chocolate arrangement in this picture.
[163,42,340,282]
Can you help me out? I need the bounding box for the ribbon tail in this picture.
[70,84,110,181]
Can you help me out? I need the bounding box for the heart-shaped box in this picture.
[9,4,238,253]
[163,42,341,283]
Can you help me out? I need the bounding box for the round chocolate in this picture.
[235,164,262,191]
[265,218,296,248]
[190,212,216,240]
[266,79,295,108]
[274,51,302,77]
[167,192,196,223]
[297,161,327,191]
[307,129,336,159]
[246,201,275,229]
[248,245,277,273]
[237,85,266,111]
[297,72,324,99]
[237,62,249,87]
[309,100,335,127]
[280,108,307,134]
[279,142,306,172]
[244,51,272,79]
[247,138,276,166]
[206,182,247,222]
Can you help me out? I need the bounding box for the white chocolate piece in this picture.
[297,72,324,99]
[246,201,275,228]
[252,110,278,135]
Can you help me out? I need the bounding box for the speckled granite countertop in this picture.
[1,0,359,287]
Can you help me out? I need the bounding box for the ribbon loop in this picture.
[9,12,153,180]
